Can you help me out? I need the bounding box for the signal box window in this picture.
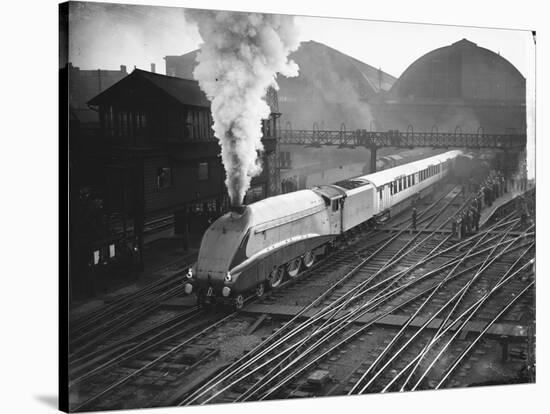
[157,167,172,190]
[198,162,209,181]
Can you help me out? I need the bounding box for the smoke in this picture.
[187,10,300,205]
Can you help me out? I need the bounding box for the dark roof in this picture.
[386,38,525,101]
[88,69,210,108]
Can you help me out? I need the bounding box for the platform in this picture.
[243,304,529,339]
[479,185,534,228]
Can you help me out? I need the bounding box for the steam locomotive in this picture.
[184,150,463,308]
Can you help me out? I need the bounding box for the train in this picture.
[184,150,464,308]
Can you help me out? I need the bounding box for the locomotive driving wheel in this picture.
[268,267,284,289]
[287,258,301,278]
[234,294,245,310]
[256,283,265,298]
[303,251,314,268]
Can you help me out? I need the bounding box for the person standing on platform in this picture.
[461,213,467,239]
[484,185,491,207]
[472,206,480,232]
[451,217,458,239]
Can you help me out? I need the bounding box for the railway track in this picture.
[69,183,457,409]
[177,204,533,405]
[68,183,535,410]
[69,251,197,354]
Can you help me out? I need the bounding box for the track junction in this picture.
[68,182,535,411]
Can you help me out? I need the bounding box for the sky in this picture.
[67,1,532,79]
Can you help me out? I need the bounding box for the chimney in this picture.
[120,65,127,74]
[230,204,247,217]
[151,63,156,73]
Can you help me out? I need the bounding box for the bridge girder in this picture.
[279,129,526,151]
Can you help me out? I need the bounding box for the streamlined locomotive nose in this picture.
[193,207,251,299]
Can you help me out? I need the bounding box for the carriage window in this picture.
[331,199,339,212]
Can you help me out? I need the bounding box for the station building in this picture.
[373,39,526,134]
[165,41,397,196]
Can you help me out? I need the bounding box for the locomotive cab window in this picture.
[331,199,339,212]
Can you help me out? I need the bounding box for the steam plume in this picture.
[188,10,300,205]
